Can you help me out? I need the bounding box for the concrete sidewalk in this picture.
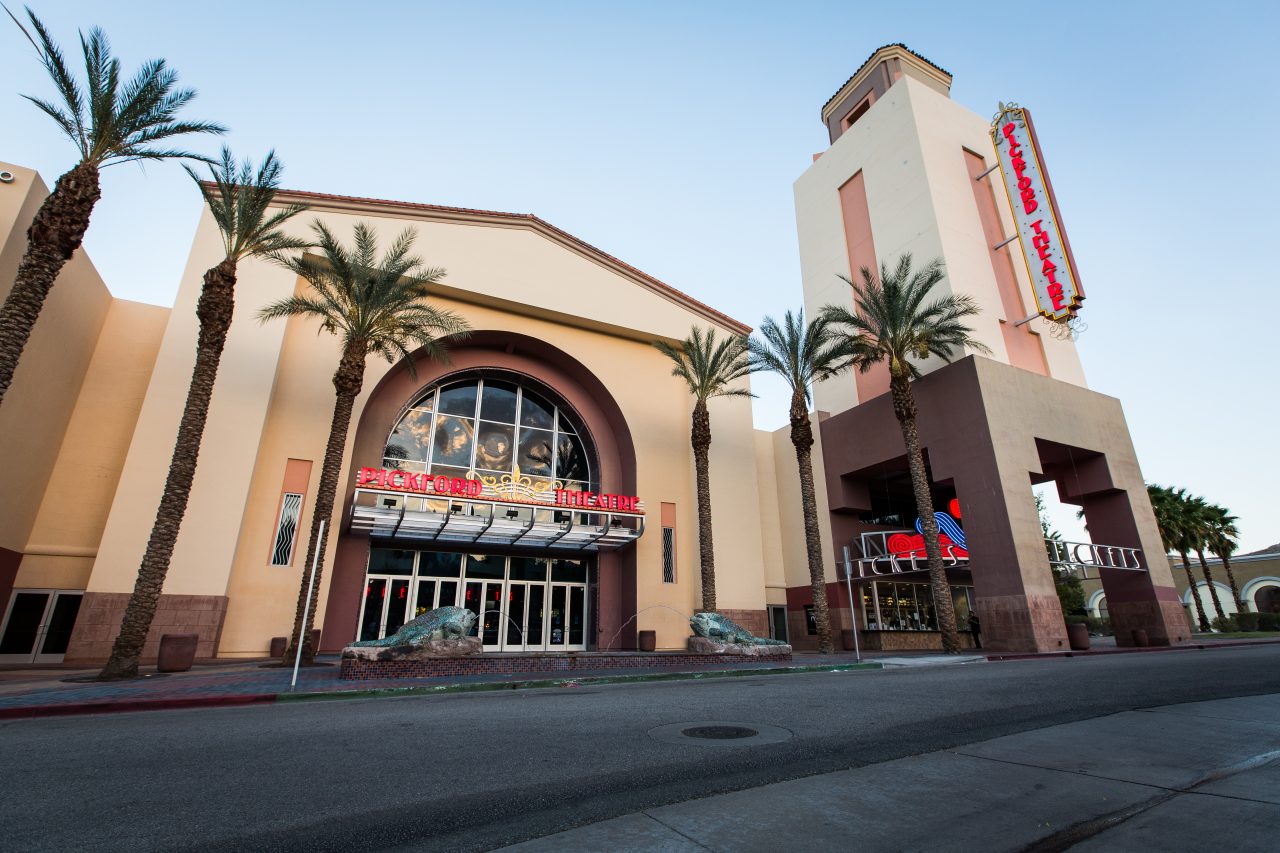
[0,653,895,718]
[0,637,1269,719]
[499,693,1280,852]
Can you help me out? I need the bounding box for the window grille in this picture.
[662,527,675,583]
[271,493,303,566]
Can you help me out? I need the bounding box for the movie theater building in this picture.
[0,44,1187,663]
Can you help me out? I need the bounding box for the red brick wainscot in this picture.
[860,630,979,652]
[340,650,792,680]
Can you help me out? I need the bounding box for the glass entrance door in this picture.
[357,577,413,642]
[0,590,84,664]
[502,581,552,650]
[463,580,505,650]
[505,582,529,649]
[546,584,586,650]
[359,549,589,651]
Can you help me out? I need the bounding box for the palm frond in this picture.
[653,326,753,404]
[185,147,310,262]
[747,309,854,403]
[259,221,471,374]
[10,10,223,168]
[11,8,89,155]
[823,254,988,382]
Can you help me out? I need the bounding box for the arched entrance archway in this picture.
[319,332,640,652]
[1241,577,1280,614]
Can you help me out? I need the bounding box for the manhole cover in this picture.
[682,725,758,740]
[648,721,793,747]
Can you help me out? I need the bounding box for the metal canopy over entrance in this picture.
[349,488,644,552]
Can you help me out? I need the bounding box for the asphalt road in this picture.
[3,647,1279,852]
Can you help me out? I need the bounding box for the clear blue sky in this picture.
[2,1,1276,551]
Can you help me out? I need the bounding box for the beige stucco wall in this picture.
[793,77,1086,419]
[769,415,837,592]
[753,429,787,604]
[0,163,115,557]
[18,299,168,590]
[216,298,769,655]
[82,200,770,655]
[86,209,301,600]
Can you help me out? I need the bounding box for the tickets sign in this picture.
[990,104,1084,321]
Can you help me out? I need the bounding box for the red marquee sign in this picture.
[990,103,1084,322]
[358,467,482,497]
[355,467,643,515]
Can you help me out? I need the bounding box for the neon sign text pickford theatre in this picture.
[356,467,643,513]
[990,103,1084,321]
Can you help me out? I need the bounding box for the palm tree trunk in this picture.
[691,399,716,613]
[98,258,238,679]
[788,390,833,654]
[287,341,367,665]
[890,376,960,653]
[0,161,101,408]
[1181,551,1209,631]
[1195,549,1227,622]
[1218,551,1241,610]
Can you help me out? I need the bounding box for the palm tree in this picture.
[654,327,752,613]
[0,9,223,408]
[97,150,309,680]
[1205,503,1242,608]
[1186,494,1227,623]
[1149,484,1208,632]
[260,222,470,664]
[822,255,990,654]
[748,310,855,653]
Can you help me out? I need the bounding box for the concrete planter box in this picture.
[1066,622,1090,651]
[637,630,657,652]
[269,637,287,658]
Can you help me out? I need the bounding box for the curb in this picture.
[0,662,882,719]
[0,693,277,720]
[280,661,884,704]
[986,637,1280,662]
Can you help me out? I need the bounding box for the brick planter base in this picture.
[859,630,978,651]
[339,650,791,680]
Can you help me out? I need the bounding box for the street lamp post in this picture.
[842,545,862,663]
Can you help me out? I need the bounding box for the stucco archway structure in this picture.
[320,331,640,652]
[819,356,1187,653]
[1241,577,1280,614]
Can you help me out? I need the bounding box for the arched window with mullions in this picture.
[383,375,596,496]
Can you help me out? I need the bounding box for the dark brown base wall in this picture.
[1110,599,1193,646]
[63,592,228,664]
[340,650,792,680]
[718,609,768,637]
[978,593,1070,653]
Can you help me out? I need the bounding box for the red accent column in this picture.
[1077,489,1190,646]
[838,171,890,401]
[596,551,631,650]
[320,534,370,652]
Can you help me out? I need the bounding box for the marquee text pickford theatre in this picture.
[0,46,1190,664]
